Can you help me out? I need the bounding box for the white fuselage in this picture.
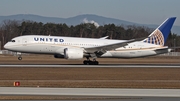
[4,35,169,58]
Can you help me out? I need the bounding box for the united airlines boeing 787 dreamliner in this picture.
[4,17,176,65]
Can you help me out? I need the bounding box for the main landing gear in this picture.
[83,57,99,65]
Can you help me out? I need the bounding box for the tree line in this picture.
[0,20,179,51]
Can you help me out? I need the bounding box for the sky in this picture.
[0,0,180,26]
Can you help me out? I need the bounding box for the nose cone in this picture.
[4,42,10,50]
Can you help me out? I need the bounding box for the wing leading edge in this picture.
[84,37,145,56]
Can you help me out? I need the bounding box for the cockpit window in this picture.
[11,40,15,42]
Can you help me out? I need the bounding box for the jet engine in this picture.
[64,48,83,59]
[54,54,64,58]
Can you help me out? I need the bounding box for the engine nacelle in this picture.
[54,54,64,58]
[64,48,83,59]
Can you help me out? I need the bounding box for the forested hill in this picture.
[0,14,179,34]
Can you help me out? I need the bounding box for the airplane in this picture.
[4,17,176,65]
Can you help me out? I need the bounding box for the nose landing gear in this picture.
[17,52,22,60]
[18,56,22,60]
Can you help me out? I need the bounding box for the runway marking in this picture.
[0,87,180,97]
[0,64,180,68]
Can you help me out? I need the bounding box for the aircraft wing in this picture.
[85,37,145,55]
[99,36,109,39]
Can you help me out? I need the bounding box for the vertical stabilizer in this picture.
[143,17,176,46]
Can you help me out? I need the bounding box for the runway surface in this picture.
[1,64,180,67]
[1,87,180,97]
[2,98,180,101]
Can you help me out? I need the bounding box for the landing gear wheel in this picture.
[83,59,99,65]
[94,61,99,65]
[83,60,90,65]
[90,61,99,65]
[18,57,22,60]
[83,60,88,65]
